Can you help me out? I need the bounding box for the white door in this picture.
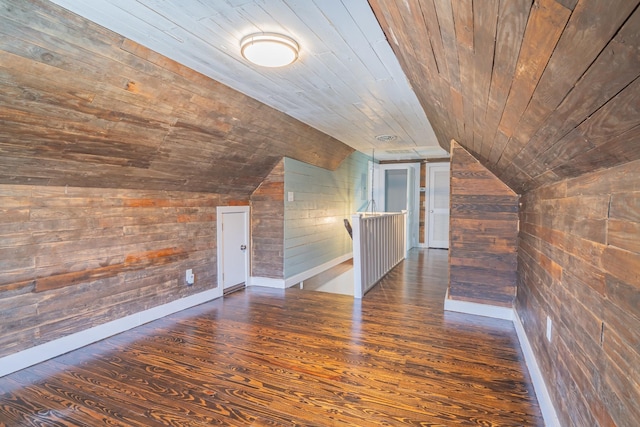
[217,207,249,291]
[427,163,450,249]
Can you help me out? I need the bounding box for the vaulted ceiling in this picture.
[1,0,639,195]
[369,0,640,193]
[48,0,445,162]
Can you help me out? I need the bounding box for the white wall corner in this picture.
[513,312,561,427]
[0,288,222,378]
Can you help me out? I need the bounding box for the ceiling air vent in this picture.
[375,134,397,142]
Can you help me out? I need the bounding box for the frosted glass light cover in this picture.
[241,33,299,68]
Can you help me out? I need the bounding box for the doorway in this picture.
[216,206,250,294]
[385,169,408,212]
[426,163,450,249]
[374,163,420,250]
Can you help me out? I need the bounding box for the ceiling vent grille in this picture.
[375,134,397,142]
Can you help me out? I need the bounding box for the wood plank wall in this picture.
[0,183,246,358]
[517,159,640,427]
[0,0,353,194]
[250,160,285,280]
[0,0,356,362]
[448,142,519,307]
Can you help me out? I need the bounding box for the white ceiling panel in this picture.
[50,0,448,159]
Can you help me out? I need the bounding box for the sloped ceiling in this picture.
[0,0,354,193]
[2,0,638,195]
[47,0,446,162]
[369,0,640,193]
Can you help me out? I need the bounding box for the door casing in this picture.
[216,206,250,295]
[374,162,420,250]
[425,163,450,249]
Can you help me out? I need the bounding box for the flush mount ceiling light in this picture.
[240,33,299,68]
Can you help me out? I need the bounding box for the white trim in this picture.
[217,206,250,293]
[0,288,221,378]
[248,276,286,288]
[284,252,352,288]
[248,254,353,290]
[376,162,421,251]
[443,290,514,321]
[514,312,561,427]
[425,162,450,249]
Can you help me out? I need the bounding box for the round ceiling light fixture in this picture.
[240,33,299,68]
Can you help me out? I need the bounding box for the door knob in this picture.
[240,244,247,250]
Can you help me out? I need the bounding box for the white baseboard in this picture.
[248,276,286,288]
[443,291,559,426]
[248,254,353,290]
[513,312,561,427]
[443,290,514,320]
[0,287,222,378]
[284,253,352,288]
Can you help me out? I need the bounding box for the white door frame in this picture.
[216,206,250,296]
[425,163,450,249]
[374,162,420,250]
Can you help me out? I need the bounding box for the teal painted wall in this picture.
[283,152,369,279]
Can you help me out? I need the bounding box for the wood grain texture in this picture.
[448,142,519,307]
[0,183,243,358]
[0,249,543,426]
[0,0,353,194]
[250,160,285,279]
[517,158,640,427]
[369,0,640,192]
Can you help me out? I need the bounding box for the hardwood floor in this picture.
[0,249,543,426]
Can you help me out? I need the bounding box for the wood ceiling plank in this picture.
[470,0,499,156]
[410,0,456,146]
[313,1,390,82]
[434,0,466,146]
[513,5,640,178]
[434,0,461,90]
[539,76,640,171]
[0,0,354,193]
[494,0,571,173]
[415,0,449,78]
[481,0,531,162]
[368,0,451,148]
[451,0,474,149]
[506,0,639,175]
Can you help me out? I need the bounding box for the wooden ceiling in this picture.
[48,0,446,161]
[369,0,640,193]
[0,0,353,194]
[2,0,638,194]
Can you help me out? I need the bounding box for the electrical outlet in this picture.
[186,269,194,285]
[288,191,294,202]
[546,316,552,342]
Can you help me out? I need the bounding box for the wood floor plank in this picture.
[0,249,543,426]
